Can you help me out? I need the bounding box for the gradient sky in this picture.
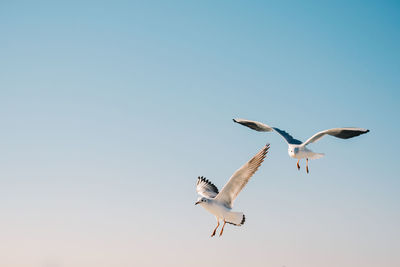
[1,1,399,267]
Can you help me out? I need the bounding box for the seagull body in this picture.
[195,144,270,236]
[233,118,369,173]
[197,197,245,226]
[288,145,324,160]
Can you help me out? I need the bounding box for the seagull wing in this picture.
[233,118,302,145]
[271,127,303,145]
[233,118,273,132]
[215,144,270,208]
[302,127,370,146]
[196,176,219,198]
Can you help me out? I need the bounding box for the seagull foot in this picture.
[306,166,309,174]
[297,163,300,170]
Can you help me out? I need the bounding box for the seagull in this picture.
[195,144,270,237]
[233,118,369,173]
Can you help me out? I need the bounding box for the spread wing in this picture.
[302,127,369,146]
[271,127,302,145]
[233,118,302,145]
[233,118,273,132]
[196,176,219,198]
[215,144,270,208]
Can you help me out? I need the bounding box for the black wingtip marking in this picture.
[233,118,237,123]
[241,214,245,225]
[335,129,370,139]
[197,176,219,194]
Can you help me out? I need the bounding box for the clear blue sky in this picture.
[1,1,399,266]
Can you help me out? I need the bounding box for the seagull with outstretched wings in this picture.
[195,144,270,237]
[233,118,369,173]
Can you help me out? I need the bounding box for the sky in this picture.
[1,0,399,266]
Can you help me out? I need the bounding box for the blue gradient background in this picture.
[1,1,399,266]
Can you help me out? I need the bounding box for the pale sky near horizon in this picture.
[1,1,399,267]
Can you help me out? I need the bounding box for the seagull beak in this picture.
[195,201,200,205]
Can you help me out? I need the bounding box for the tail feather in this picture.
[309,152,325,159]
[226,212,245,226]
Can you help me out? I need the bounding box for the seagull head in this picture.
[195,197,208,206]
[288,146,299,157]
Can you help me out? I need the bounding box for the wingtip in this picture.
[260,144,270,158]
[232,118,238,123]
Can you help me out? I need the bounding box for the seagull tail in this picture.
[309,152,325,159]
[226,212,245,226]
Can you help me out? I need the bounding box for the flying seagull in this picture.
[233,118,369,173]
[195,144,270,237]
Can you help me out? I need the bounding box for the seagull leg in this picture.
[219,220,227,236]
[297,160,300,170]
[306,158,309,174]
[211,220,220,237]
